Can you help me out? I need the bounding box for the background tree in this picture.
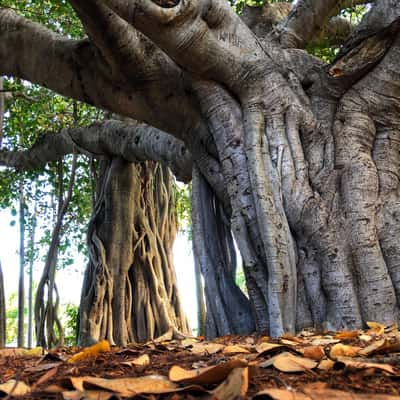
[0,262,6,347]
[1,0,400,339]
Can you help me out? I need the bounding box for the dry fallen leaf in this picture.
[255,342,296,356]
[280,338,299,346]
[67,340,111,363]
[329,343,360,358]
[0,348,40,358]
[301,345,325,361]
[70,375,178,397]
[62,390,114,400]
[25,362,61,373]
[222,345,250,354]
[0,379,31,396]
[359,334,373,342]
[334,330,360,340]
[358,338,386,356]
[335,357,396,374]
[121,353,150,367]
[32,366,59,390]
[310,337,340,346]
[273,353,317,372]
[359,336,400,356]
[169,359,247,385]
[212,367,248,400]
[303,387,400,399]
[190,342,225,355]
[367,321,385,336]
[317,359,335,371]
[253,387,400,399]
[180,338,199,347]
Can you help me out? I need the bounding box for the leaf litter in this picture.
[2,323,400,399]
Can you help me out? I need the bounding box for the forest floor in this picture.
[1,323,400,399]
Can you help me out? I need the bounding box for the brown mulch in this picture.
[2,325,400,399]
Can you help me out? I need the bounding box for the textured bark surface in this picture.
[35,156,77,348]
[79,159,189,346]
[2,0,400,338]
[0,261,5,347]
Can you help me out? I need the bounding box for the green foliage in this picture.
[175,183,192,236]
[235,264,248,295]
[5,291,27,345]
[0,0,101,349]
[62,303,78,346]
[2,0,84,38]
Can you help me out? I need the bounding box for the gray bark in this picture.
[2,0,400,337]
[17,181,25,348]
[0,261,6,347]
[192,166,254,337]
[79,159,189,345]
[27,203,37,349]
[35,155,77,348]
[0,120,192,182]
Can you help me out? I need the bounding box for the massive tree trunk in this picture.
[79,158,189,346]
[1,0,400,338]
[0,121,191,346]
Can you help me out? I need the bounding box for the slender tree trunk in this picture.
[18,180,25,347]
[27,202,37,348]
[0,76,4,147]
[0,261,6,347]
[35,155,77,348]
[193,244,206,337]
[79,159,189,346]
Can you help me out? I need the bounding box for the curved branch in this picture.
[68,0,180,84]
[277,0,369,49]
[0,7,200,138]
[0,120,192,181]
[308,1,400,100]
[242,2,353,46]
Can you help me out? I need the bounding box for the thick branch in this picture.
[242,2,352,46]
[68,0,180,84]
[308,1,400,100]
[0,120,192,181]
[0,7,200,138]
[278,0,369,49]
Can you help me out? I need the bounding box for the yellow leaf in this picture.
[67,340,111,363]
[273,354,317,372]
[334,330,360,340]
[0,380,31,396]
[329,343,360,358]
[367,321,385,336]
[169,359,247,385]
